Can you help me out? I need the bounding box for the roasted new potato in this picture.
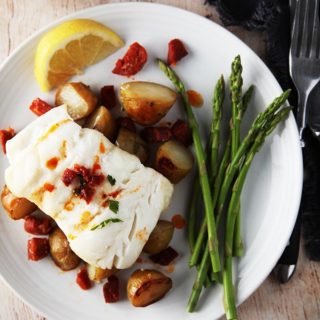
[116,127,149,163]
[155,140,194,184]
[85,106,117,141]
[120,81,177,126]
[87,264,118,282]
[55,82,97,120]
[143,220,174,254]
[1,185,37,220]
[49,227,80,271]
[127,269,172,307]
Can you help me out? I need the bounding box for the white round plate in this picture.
[0,3,302,320]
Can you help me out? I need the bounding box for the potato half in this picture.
[85,106,117,141]
[143,220,174,254]
[120,81,177,126]
[87,264,118,282]
[127,269,172,307]
[155,140,194,184]
[116,127,149,164]
[55,82,97,120]
[49,227,80,271]
[1,185,37,220]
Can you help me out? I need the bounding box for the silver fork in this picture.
[290,0,320,145]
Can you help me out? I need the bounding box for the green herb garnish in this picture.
[107,175,116,186]
[109,199,119,213]
[91,218,122,231]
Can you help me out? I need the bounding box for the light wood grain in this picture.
[0,1,319,320]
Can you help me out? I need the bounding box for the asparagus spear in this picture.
[223,107,292,320]
[189,77,225,258]
[158,56,291,317]
[188,179,200,251]
[213,137,231,208]
[187,179,212,288]
[189,146,229,268]
[230,55,244,257]
[216,89,291,224]
[230,55,243,159]
[216,85,254,210]
[242,85,254,114]
[185,79,253,252]
[188,105,292,314]
[158,59,221,273]
[187,246,210,312]
[190,85,253,267]
[187,82,254,310]
[188,78,225,288]
[189,76,225,268]
[233,84,254,256]
[211,75,225,181]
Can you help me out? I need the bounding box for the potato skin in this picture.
[116,127,149,164]
[120,81,177,126]
[55,82,97,120]
[1,185,37,220]
[127,269,172,307]
[49,227,80,271]
[155,140,194,184]
[85,106,117,141]
[87,264,117,282]
[143,220,174,254]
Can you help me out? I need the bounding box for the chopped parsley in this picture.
[91,218,123,231]
[109,199,119,213]
[107,175,116,186]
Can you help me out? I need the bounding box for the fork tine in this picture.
[300,0,311,57]
[291,0,303,57]
[310,0,320,58]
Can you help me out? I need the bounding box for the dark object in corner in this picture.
[205,0,278,30]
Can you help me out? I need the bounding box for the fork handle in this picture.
[296,90,309,145]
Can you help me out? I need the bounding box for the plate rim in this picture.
[0,2,303,319]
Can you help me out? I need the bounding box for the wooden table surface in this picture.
[1,1,320,319]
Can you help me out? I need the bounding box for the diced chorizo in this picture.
[24,215,54,235]
[29,98,53,116]
[149,246,178,266]
[167,39,188,66]
[141,127,172,143]
[116,117,137,133]
[103,275,120,303]
[100,85,117,109]
[28,238,49,261]
[171,119,192,146]
[0,128,15,154]
[76,267,92,290]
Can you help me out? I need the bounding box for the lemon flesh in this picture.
[34,19,124,91]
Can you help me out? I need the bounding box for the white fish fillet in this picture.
[5,105,174,269]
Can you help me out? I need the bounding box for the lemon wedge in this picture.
[34,19,124,91]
